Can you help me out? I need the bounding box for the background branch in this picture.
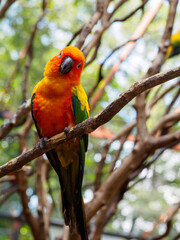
[0,0,16,19]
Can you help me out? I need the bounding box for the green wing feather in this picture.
[31,93,41,136]
[70,89,89,239]
[71,91,89,175]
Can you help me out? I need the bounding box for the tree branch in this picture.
[0,99,31,140]
[0,184,18,206]
[146,0,178,77]
[18,169,39,238]
[148,79,180,110]
[112,0,148,23]
[22,4,47,102]
[0,0,16,19]
[0,65,180,177]
[142,201,180,240]
[75,0,105,49]
[89,0,163,109]
[150,109,180,136]
[164,87,180,115]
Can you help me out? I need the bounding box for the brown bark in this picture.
[0,0,16,19]
[1,65,180,177]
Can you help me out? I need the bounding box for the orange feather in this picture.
[31,46,85,137]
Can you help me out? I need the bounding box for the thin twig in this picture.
[22,11,47,102]
[0,184,18,206]
[164,87,180,115]
[112,0,149,23]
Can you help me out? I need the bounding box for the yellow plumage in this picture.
[165,30,180,60]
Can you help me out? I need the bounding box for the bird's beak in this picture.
[60,57,74,74]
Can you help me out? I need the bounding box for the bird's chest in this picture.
[33,93,75,137]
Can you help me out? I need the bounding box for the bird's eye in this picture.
[59,52,63,58]
[76,62,82,69]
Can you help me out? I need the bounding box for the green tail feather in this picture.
[46,140,88,240]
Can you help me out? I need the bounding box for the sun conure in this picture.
[31,46,89,240]
[165,30,180,60]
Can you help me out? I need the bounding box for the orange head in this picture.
[44,46,85,85]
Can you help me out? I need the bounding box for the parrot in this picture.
[165,29,180,59]
[31,46,89,240]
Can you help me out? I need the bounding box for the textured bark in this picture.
[0,65,180,177]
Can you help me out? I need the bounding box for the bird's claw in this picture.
[64,125,71,137]
[39,137,48,149]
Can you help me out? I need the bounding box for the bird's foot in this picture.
[64,125,71,137]
[39,137,48,149]
[64,125,76,142]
